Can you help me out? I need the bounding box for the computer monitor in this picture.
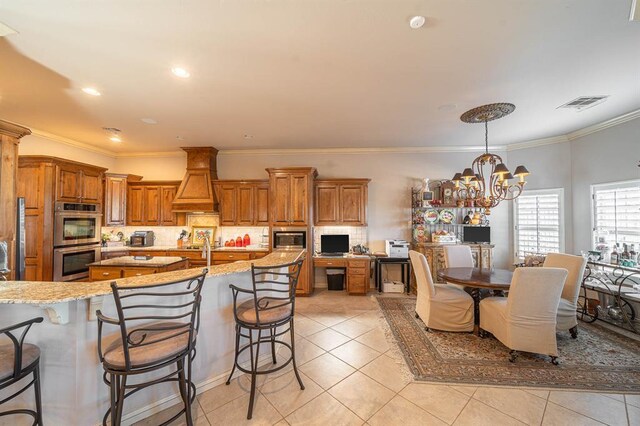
[463,226,491,244]
[320,234,350,254]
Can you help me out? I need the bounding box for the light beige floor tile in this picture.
[273,420,289,426]
[541,402,605,426]
[523,388,550,400]
[473,387,546,425]
[290,336,325,365]
[627,394,640,408]
[368,395,447,426]
[331,317,375,339]
[304,311,349,327]
[600,393,625,402]
[355,328,390,352]
[360,353,411,393]
[285,392,362,426]
[260,372,323,417]
[453,399,525,426]
[400,383,470,424]
[206,392,283,426]
[328,371,395,421]
[299,352,356,390]
[305,328,351,351]
[350,312,383,328]
[330,340,381,369]
[628,404,640,426]
[449,385,478,397]
[293,316,326,337]
[133,401,208,426]
[548,391,628,426]
[198,376,251,414]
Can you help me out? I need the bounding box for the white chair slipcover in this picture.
[479,267,568,359]
[409,250,474,332]
[543,253,587,336]
[443,245,474,290]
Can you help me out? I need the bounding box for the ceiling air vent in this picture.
[557,96,609,112]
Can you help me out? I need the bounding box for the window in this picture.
[514,188,564,260]
[592,180,640,250]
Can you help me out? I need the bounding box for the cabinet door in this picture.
[294,258,310,295]
[315,183,339,225]
[289,174,308,225]
[255,184,270,226]
[127,186,145,226]
[339,184,366,225]
[56,165,80,201]
[104,176,127,226]
[159,186,179,225]
[236,185,254,226]
[144,187,160,224]
[218,185,237,226]
[81,169,102,203]
[271,175,291,225]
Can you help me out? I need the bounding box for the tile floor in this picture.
[138,290,638,426]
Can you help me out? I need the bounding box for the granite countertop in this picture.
[101,245,270,253]
[0,250,304,305]
[88,256,187,267]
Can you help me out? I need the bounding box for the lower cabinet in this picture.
[89,259,188,281]
[312,257,371,295]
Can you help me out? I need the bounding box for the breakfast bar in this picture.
[0,250,303,426]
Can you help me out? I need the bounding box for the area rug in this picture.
[376,295,640,393]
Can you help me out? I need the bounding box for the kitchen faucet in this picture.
[201,237,211,269]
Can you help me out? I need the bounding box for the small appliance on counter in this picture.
[384,240,409,258]
[129,231,155,247]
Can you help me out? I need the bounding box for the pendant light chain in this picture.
[485,119,489,154]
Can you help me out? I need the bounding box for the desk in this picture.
[438,267,513,334]
[313,256,372,295]
[375,257,411,294]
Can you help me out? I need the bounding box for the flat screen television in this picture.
[321,234,350,254]
[463,226,491,244]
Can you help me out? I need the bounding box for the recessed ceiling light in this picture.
[109,136,122,143]
[141,118,158,124]
[0,22,18,37]
[171,67,190,78]
[243,134,254,140]
[82,87,101,96]
[409,16,426,29]
[176,136,185,141]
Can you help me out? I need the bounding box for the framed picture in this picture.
[191,227,215,246]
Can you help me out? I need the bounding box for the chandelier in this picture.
[452,103,529,215]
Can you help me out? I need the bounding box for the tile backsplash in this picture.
[102,226,189,246]
[219,226,269,248]
[313,226,368,254]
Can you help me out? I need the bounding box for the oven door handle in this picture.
[54,244,101,254]
[55,212,103,218]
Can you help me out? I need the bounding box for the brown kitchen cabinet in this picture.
[266,168,317,226]
[312,257,371,295]
[213,180,270,226]
[103,174,127,226]
[126,181,186,226]
[55,161,105,203]
[89,258,189,281]
[314,179,370,226]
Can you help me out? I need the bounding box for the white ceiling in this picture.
[0,0,639,154]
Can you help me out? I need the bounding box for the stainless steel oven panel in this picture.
[54,210,102,247]
[53,244,101,282]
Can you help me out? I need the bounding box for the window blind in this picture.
[592,180,640,249]
[514,190,562,258]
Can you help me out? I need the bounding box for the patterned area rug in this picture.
[376,295,640,393]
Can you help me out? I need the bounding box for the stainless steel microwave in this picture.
[272,227,306,250]
[53,202,102,247]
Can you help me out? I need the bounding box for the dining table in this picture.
[437,267,514,335]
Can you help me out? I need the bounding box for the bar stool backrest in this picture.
[0,317,43,382]
[102,270,207,370]
[245,258,305,326]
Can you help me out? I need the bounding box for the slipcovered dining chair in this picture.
[543,253,587,338]
[443,245,474,290]
[479,267,568,364]
[409,250,474,332]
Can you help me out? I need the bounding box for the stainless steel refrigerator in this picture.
[15,197,26,280]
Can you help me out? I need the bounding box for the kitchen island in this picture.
[88,255,189,281]
[0,249,303,425]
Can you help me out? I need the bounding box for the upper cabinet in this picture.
[267,168,317,226]
[315,179,370,226]
[213,180,270,226]
[55,161,106,203]
[126,181,185,226]
[103,174,128,226]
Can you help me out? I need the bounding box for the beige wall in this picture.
[19,133,117,169]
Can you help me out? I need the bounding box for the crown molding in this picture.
[24,107,640,158]
[0,120,31,139]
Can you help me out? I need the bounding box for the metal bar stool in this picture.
[0,316,44,425]
[226,258,305,420]
[97,270,207,426]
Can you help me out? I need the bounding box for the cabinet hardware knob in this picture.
[102,272,109,276]
[135,273,142,276]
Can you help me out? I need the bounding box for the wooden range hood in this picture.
[172,147,219,212]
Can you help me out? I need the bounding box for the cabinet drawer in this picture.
[122,268,157,278]
[212,252,252,261]
[171,251,202,259]
[90,267,123,281]
[348,275,366,294]
[348,267,367,276]
[314,258,346,268]
[128,250,167,257]
[348,259,369,268]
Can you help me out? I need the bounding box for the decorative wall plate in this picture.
[438,209,455,224]
[424,209,439,224]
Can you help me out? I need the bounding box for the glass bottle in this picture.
[610,244,619,265]
[622,243,630,260]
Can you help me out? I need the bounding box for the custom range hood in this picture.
[172,147,219,212]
